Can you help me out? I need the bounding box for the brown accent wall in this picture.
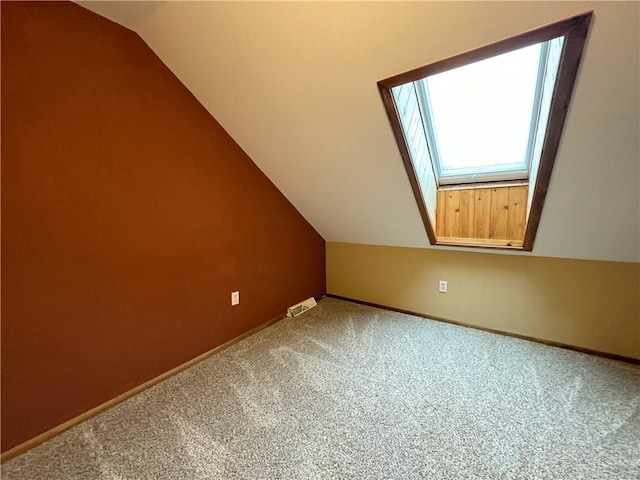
[1,1,325,452]
[327,242,640,360]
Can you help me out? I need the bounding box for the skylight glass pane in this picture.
[425,43,542,174]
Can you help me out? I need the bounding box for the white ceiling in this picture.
[77,1,639,263]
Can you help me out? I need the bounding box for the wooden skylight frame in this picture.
[378,12,593,251]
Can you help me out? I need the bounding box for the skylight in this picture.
[421,43,543,183]
[378,12,592,250]
[406,37,568,185]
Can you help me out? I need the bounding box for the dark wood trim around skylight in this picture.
[378,11,593,251]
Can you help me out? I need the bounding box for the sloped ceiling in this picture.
[77,1,639,263]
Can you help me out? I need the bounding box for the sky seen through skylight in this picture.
[425,43,542,173]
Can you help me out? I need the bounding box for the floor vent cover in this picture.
[287,297,317,317]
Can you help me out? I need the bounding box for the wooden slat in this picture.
[377,86,436,244]
[436,184,528,245]
[422,175,438,226]
[489,188,510,239]
[444,190,460,237]
[437,237,524,248]
[438,180,528,191]
[474,188,491,239]
[459,189,475,238]
[436,190,446,237]
[507,186,528,241]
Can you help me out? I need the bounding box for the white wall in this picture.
[79,1,640,262]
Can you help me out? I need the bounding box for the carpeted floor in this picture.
[3,297,639,479]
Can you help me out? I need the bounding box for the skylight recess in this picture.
[378,12,592,250]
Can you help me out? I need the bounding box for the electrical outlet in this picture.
[439,280,448,293]
[231,291,240,306]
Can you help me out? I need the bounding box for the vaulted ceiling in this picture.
[77,1,639,263]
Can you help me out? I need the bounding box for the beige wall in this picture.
[327,242,640,359]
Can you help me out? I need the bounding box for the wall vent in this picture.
[287,297,317,317]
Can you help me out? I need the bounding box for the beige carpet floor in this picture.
[3,297,639,479]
